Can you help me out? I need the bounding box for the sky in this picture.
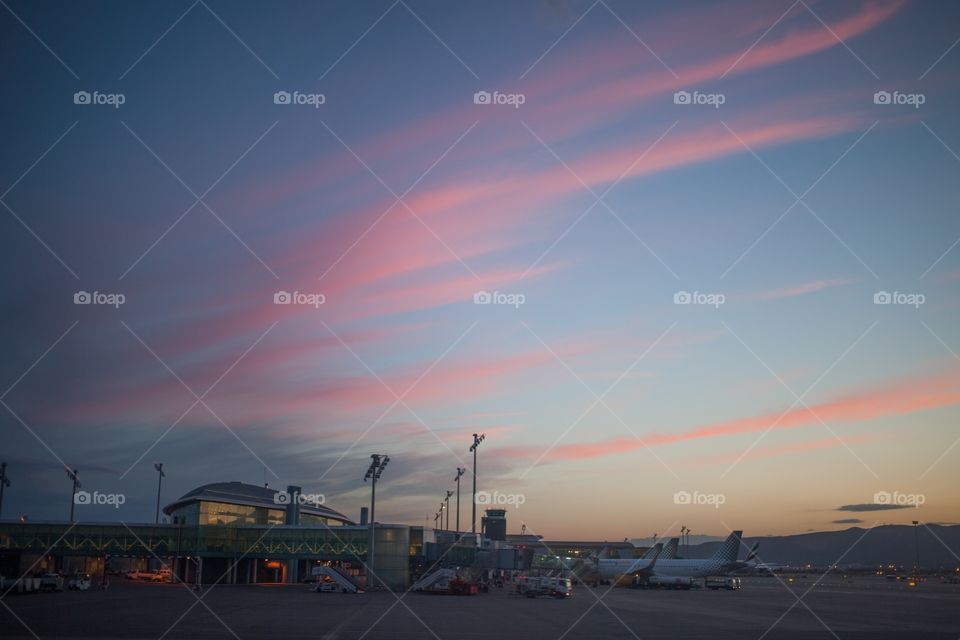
[1,0,959,540]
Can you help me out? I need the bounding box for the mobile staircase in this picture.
[313,566,361,593]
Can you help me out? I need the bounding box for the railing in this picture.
[0,522,369,559]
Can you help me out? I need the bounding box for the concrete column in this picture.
[284,559,296,584]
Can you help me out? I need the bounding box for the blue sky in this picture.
[1,0,959,538]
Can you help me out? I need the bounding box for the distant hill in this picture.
[673,524,960,568]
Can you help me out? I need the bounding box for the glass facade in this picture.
[372,525,411,590]
[169,501,335,527]
[300,513,333,526]
[200,502,286,526]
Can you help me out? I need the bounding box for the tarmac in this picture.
[1,574,958,639]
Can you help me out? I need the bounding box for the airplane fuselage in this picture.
[596,558,729,579]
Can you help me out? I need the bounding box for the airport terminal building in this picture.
[0,480,526,589]
[162,481,356,527]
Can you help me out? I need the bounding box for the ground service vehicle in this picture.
[647,575,695,590]
[523,576,572,598]
[39,572,63,592]
[705,576,742,590]
[68,573,92,590]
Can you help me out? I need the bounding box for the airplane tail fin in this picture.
[633,543,662,577]
[661,537,679,559]
[711,531,742,563]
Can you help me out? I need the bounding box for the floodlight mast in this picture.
[454,468,465,535]
[67,468,81,523]
[363,454,389,586]
[0,462,10,520]
[469,433,485,534]
[154,463,165,524]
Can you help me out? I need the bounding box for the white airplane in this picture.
[720,541,791,576]
[595,531,744,580]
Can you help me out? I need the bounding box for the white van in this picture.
[68,573,92,590]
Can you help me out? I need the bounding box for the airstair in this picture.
[313,566,360,593]
[411,568,457,592]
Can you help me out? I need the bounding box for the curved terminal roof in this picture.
[163,481,355,525]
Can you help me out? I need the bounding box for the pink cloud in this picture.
[79,0,907,451]
[682,432,896,467]
[211,1,904,221]
[497,367,960,463]
[747,278,857,301]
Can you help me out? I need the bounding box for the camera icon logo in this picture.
[274,291,292,304]
[473,290,492,305]
[673,490,692,505]
[474,491,491,505]
[673,90,691,105]
[273,491,291,505]
[873,491,892,504]
[273,91,291,105]
[673,291,692,304]
[873,91,891,105]
[74,291,92,304]
[873,291,891,304]
[473,91,491,105]
[74,91,91,105]
[74,490,92,505]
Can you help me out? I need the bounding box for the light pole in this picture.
[0,462,10,520]
[912,520,920,573]
[680,526,686,558]
[154,463,165,524]
[454,468,465,535]
[363,454,389,585]
[469,433,485,533]
[67,468,81,522]
[444,491,452,530]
